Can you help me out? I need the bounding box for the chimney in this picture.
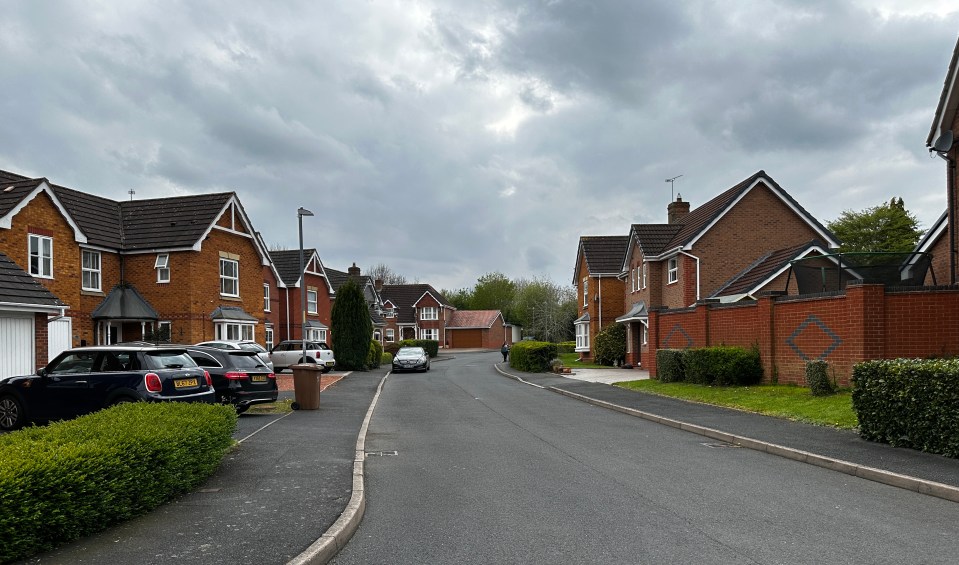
[348,262,361,277]
[375,278,383,291]
[668,194,690,224]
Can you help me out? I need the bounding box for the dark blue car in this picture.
[0,345,215,431]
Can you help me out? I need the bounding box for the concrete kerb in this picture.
[287,372,391,565]
[493,363,959,504]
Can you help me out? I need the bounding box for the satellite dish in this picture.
[933,130,954,153]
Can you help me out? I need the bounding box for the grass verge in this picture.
[245,398,294,415]
[558,352,609,369]
[615,380,857,429]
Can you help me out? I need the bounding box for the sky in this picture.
[2,1,958,293]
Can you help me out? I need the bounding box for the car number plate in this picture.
[251,375,267,382]
[174,378,199,389]
[325,361,335,367]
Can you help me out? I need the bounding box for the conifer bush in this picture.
[331,279,374,370]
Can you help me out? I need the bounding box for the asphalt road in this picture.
[333,351,959,565]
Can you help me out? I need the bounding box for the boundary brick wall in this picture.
[647,284,959,387]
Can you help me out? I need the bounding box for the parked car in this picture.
[195,340,274,371]
[184,346,277,414]
[0,345,215,431]
[270,340,335,373]
[392,346,430,373]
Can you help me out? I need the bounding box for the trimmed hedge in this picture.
[656,349,686,382]
[683,346,762,386]
[556,341,576,354]
[0,402,236,563]
[805,360,833,396]
[594,322,626,366]
[381,352,393,365]
[384,342,401,356]
[367,340,384,369]
[398,339,439,358]
[852,359,959,457]
[509,341,558,372]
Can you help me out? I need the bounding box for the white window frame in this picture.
[265,326,274,350]
[215,321,254,340]
[385,329,395,342]
[384,308,396,318]
[81,250,101,291]
[630,268,635,292]
[28,234,53,278]
[642,323,648,345]
[583,278,589,307]
[155,254,170,283]
[575,321,589,352]
[306,327,327,343]
[667,257,678,284]
[642,262,647,289]
[158,321,172,341]
[220,258,239,297]
[420,328,439,341]
[307,289,318,314]
[263,284,271,312]
[419,306,438,320]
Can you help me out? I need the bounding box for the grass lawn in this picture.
[245,398,294,415]
[558,352,609,369]
[615,380,857,429]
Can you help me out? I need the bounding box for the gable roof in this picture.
[379,284,452,324]
[0,176,88,243]
[90,284,158,320]
[710,240,831,300]
[119,193,235,251]
[447,310,503,329]
[928,34,959,147]
[573,235,629,283]
[0,251,67,313]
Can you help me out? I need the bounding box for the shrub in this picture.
[593,323,627,366]
[398,339,439,358]
[0,402,236,563]
[684,346,762,386]
[852,359,959,457]
[367,340,384,369]
[556,341,576,354]
[384,342,401,356]
[509,341,558,372]
[657,349,686,382]
[331,279,374,370]
[381,352,393,365]
[805,360,833,396]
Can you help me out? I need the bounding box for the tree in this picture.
[512,277,577,342]
[442,287,473,310]
[593,322,626,366]
[366,263,408,285]
[330,279,373,370]
[827,198,923,253]
[471,272,516,322]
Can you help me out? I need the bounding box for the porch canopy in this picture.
[615,301,648,323]
[91,284,158,321]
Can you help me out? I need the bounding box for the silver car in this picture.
[195,340,274,372]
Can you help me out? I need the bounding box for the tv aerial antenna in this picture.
[666,175,683,201]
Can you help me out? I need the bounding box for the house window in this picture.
[220,258,239,297]
[583,278,589,307]
[155,254,170,283]
[215,321,254,340]
[667,257,678,284]
[386,329,395,342]
[642,263,648,289]
[419,307,437,320]
[307,289,318,314]
[384,308,396,318]
[575,322,589,351]
[630,268,636,292]
[642,324,648,345]
[265,326,274,350]
[28,234,53,278]
[263,284,271,312]
[306,327,327,342]
[81,250,101,291]
[373,330,381,342]
[421,328,439,341]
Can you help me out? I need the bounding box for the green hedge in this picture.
[594,322,627,366]
[0,402,236,562]
[556,341,576,354]
[683,346,762,386]
[508,341,558,372]
[381,352,393,365]
[384,342,401,356]
[805,360,833,396]
[398,339,439,358]
[367,340,384,369]
[852,359,959,457]
[656,349,686,382]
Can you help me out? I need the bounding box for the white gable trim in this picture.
[713,244,832,300]
[684,177,839,250]
[929,45,959,145]
[0,181,87,243]
[413,290,444,308]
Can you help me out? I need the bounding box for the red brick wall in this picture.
[647,285,959,387]
[34,313,48,368]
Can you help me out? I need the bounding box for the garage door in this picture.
[0,314,34,379]
[451,329,483,349]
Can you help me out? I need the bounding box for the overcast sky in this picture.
[2,1,958,292]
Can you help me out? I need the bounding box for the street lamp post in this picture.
[297,207,314,364]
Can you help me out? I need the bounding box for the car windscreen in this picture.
[144,350,199,370]
[228,352,267,369]
[397,348,424,356]
[240,342,266,353]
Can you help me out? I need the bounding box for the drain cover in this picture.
[701,442,741,449]
[366,450,398,457]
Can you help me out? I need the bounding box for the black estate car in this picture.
[0,345,215,431]
[184,346,277,413]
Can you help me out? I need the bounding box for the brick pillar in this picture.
[35,313,49,369]
[756,291,783,383]
[647,308,661,377]
[847,283,885,362]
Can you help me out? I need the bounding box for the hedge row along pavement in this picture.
[655,346,763,386]
[508,341,558,372]
[0,402,237,563]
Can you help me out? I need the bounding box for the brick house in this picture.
[571,235,628,361]
[445,310,509,349]
[269,248,334,344]
[0,169,273,367]
[926,33,959,284]
[616,171,839,367]
[378,284,454,346]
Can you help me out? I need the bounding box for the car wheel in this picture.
[0,395,25,431]
[299,357,316,365]
[290,402,300,410]
[235,405,249,414]
[322,365,333,374]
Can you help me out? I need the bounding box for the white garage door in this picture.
[0,314,34,379]
[48,317,72,363]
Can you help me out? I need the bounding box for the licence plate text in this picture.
[251,375,267,382]
[174,378,199,389]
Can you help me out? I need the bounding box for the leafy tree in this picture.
[512,277,577,342]
[442,287,473,310]
[331,279,373,370]
[827,198,923,253]
[471,272,516,321]
[593,322,627,366]
[366,263,408,285]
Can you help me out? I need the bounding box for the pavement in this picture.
[23,354,959,564]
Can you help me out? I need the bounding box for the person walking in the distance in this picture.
[501,342,510,363]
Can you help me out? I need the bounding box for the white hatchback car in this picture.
[195,340,274,372]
